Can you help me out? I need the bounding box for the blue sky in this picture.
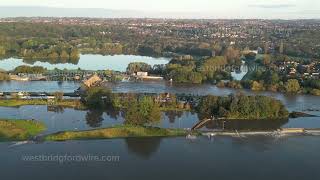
[0,0,319,19]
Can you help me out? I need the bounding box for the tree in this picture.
[126,62,152,74]
[279,40,284,54]
[125,96,161,126]
[197,94,289,120]
[264,42,269,54]
[83,87,112,108]
[125,99,143,125]
[0,46,5,56]
[311,89,320,96]
[70,48,80,60]
[60,50,69,60]
[53,91,64,101]
[224,46,241,65]
[14,65,46,74]
[48,52,59,59]
[285,79,300,93]
[263,54,271,65]
[251,81,264,91]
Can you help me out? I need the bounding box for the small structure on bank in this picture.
[83,74,102,88]
[133,71,163,81]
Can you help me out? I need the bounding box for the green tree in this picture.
[263,54,271,65]
[0,72,10,81]
[124,96,161,126]
[126,62,152,74]
[48,52,59,59]
[285,79,300,93]
[60,50,69,60]
[224,46,241,65]
[70,48,80,60]
[53,91,64,102]
[251,81,264,91]
[83,87,112,108]
[0,46,6,56]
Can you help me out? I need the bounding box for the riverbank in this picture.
[45,125,189,141]
[0,119,46,141]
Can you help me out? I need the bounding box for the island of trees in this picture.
[80,87,290,126]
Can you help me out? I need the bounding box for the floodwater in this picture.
[0,136,320,180]
[1,59,320,179]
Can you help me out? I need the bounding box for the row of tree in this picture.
[197,94,289,120]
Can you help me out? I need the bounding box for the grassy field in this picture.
[0,120,46,141]
[45,125,189,141]
[0,99,84,108]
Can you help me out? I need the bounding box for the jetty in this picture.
[192,118,213,130]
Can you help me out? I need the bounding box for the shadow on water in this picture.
[125,137,162,159]
[47,106,65,113]
[85,107,123,128]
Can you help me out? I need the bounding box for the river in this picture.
[1,136,320,180]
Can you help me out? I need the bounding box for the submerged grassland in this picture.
[0,99,84,109]
[0,119,46,141]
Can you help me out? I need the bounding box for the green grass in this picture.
[45,125,189,141]
[0,99,84,108]
[0,120,46,141]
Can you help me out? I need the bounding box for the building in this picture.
[136,72,148,77]
[83,74,102,88]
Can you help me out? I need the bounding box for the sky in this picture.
[0,0,319,19]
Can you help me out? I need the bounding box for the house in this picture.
[83,74,102,88]
[155,93,172,103]
[136,72,148,77]
[289,68,297,75]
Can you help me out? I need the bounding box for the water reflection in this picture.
[1,137,320,180]
[0,106,199,133]
[125,138,162,159]
[86,110,104,128]
[164,111,184,123]
[47,106,65,113]
[22,58,80,66]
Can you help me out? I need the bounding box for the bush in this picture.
[285,79,301,94]
[82,87,112,108]
[0,73,10,81]
[14,65,46,74]
[53,92,64,101]
[251,81,264,91]
[310,89,320,96]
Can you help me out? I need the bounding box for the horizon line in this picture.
[0,6,319,20]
